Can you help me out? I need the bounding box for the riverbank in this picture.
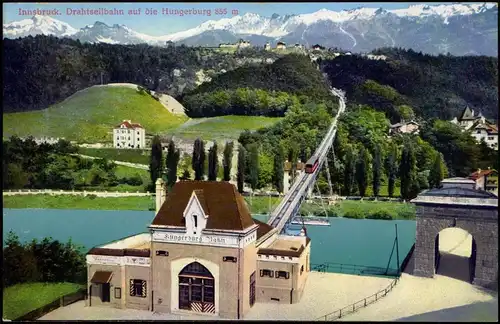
[3,195,415,219]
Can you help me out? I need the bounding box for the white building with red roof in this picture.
[113,120,146,149]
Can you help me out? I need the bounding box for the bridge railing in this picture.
[311,262,399,277]
[316,276,400,321]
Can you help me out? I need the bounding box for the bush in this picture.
[366,210,393,220]
[87,194,97,200]
[343,209,365,219]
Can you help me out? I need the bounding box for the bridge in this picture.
[267,88,346,233]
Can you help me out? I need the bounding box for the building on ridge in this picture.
[113,120,146,149]
[86,179,311,318]
[450,106,498,150]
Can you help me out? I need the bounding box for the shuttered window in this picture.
[129,279,147,298]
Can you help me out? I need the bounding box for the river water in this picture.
[3,209,416,271]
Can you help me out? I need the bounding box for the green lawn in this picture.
[171,115,282,141]
[3,194,155,211]
[3,86,188,143]
[3,282,83,320]
[114,165,150,182]
[78,148,150,164]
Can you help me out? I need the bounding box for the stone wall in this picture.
[413,204,498,289]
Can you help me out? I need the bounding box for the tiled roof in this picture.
[87,247,150,257]
[253,218,274,240]
[152,181,255,231]
[469,169,497,180]
[115,120,144,129]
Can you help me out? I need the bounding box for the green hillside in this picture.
[171,115,282,140]
[3,86,188,143]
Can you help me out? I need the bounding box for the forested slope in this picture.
[321,48,498,121]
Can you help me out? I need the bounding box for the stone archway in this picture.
[434,228,476,283]
[178,262,215,314]
[411,186,498,288]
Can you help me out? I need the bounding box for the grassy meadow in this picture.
[171,115,282,141]
[3,86,188,143]
[3,282,84,320]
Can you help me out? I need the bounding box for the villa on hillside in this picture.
[469,169,498,196]
[312,44,325,51]
[389,120,420,135]
[276,42,286,50]
[451,106,498,150]
[219,39,251,49]
[113,120,146,149]
[264,42,271,51]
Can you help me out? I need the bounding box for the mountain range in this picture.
[3,3,498,56]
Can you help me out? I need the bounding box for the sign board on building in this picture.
[152,231,256,248]
[86,255,151,267]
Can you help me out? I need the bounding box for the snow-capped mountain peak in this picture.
[3,15,78,38]
[2,2,498,55]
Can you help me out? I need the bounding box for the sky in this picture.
[2,2,488,36]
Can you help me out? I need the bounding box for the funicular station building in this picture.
[86,180,311,318]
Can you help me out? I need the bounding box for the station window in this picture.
[156,250,169,256]
[223,256,237,262]
[114,287,121,299]
[260,269,274,278]
[300,265,304,275]
[129,279,147,298]
[276,271,289,279]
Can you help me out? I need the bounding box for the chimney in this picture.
[155,178,166,214]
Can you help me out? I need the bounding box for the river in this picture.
[3,209,416,271]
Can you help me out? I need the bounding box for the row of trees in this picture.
[149,137,236,190]
[2,136,143,190]
[3,231,86,287]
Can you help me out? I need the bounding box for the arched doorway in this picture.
[434,228,477,283]
[179,262,215,314]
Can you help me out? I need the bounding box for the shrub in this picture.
[366,210,393,220]
[343,209,365,219]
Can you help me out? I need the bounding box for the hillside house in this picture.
[364,54,387,60]
[283,160,305,194]
[312,44,324,51]
[219,39,250,49]
[469,169,498,196]
[276,42,286,50]
[389,121,420,135]
[264,42,271,51]
[113,120,146,149]
[294,43,304,50]
[451,106,498,150]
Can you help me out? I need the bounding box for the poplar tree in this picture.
[385,143,399,197]
[166,139,180,188]
[237,145,246,193]
[343,145,356,196]
[222,141,234,181]
[372,144,382,197]
[192,138,205,180]
[355,146,370,197]
[208,141,219,181]
[400,143,419,200]
[429,153,445,188]
[149,135,163,186]
[248,143,260,191]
